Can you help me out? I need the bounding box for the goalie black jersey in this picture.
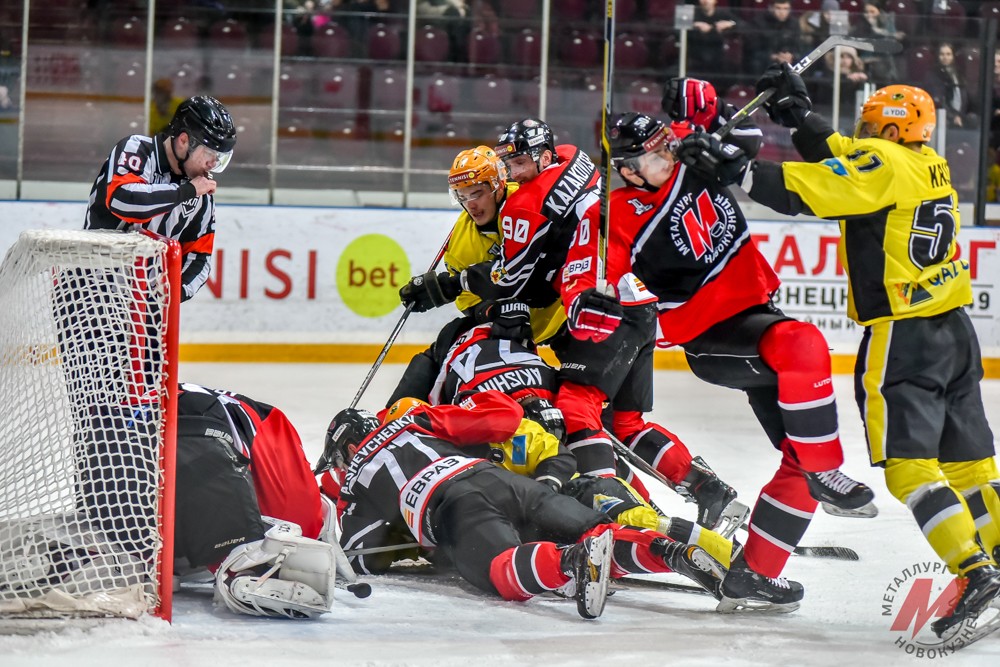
[427,324,558,405]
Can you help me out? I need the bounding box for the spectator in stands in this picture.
[746,1,803,75]
[986,147,1000,204]
[851,1,902,84]
[149,78,183,136]
[808,45,869,121]
[688,0,740,81]
[926,42,974,129]
[991,48,1000,149]
[800,0,844,51]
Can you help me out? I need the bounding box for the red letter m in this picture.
[890,577,962,639]
[680,190,719,260]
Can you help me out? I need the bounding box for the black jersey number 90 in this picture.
[908,195,956,270]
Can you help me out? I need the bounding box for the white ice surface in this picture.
[2,363,999,666]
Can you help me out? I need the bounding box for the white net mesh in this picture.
[0,230,175,619]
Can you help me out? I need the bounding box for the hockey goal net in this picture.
[0,230,180,621]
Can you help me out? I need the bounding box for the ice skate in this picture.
[930,555,1000,639]
[802,469,877,518]
[651,538,726,598]
[561,530,613,619]
[717,552,803,613]
[681,456,749,537]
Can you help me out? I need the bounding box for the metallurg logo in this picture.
[668,189,738,262]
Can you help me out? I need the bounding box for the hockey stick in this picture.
[617,576,713,597]
[713,35,903,142]
[348,234,452,409]
[596,0,616,293]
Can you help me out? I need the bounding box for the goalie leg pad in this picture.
[215,523,336,619]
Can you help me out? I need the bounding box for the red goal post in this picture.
[0,229,180,621]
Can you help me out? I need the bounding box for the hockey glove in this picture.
[755,63,812,129]
[567,288,623,343]
[673,131,750,187]
[474,299,533,342]
[662,77,719,129]
[399,270,462,312]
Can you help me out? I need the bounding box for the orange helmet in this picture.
[855,85,936,145]
[448,146,508,205]
[382,397,429,424]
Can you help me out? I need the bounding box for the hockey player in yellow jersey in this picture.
[687,67,1000,637]
[388,146,566,405]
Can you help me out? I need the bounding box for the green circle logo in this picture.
[337,234,411,318]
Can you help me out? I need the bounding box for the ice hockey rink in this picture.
[2,362,999,666]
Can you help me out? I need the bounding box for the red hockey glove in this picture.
[568,288,623,343]
[662,77,719,129]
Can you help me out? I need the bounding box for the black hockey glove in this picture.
[399,271,462,312]
[673,131,749,187]
[662,77,719,129]
[755,63,812,129]
[474,299,533,342]
[567,288,623,343]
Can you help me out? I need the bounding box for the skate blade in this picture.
[936,606,1000,649]
[713,501,751,539]
[821,501,878,519]
[716,595,800,614]
[577,531,613,620]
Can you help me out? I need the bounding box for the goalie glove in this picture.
[662,77,719,130]
[215,522,336,620]
[399,270,462,312]
[567,288,623,343]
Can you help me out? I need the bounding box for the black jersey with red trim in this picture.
[339,391,523,573]
[428,324,557,405]
[177,382,277,459]
[85,132,215,301]
[494,145,602,308]
[611,164,780,346]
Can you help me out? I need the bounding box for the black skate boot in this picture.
[680,457,748,538]
[802,469,877,517]
[717,552,804,613]
[650,538,726,598]
[930,554,1000,638]
[560,530,613,619]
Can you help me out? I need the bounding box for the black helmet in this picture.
[518,396,566,445]
[609,112,670,171]
[313,408,380,474]
[494,118,554,164]
[169,95,237,153]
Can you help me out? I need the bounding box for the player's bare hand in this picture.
[191,176,217,197]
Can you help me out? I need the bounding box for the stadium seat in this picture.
[658,32,679,65]
[425,73,459,113]
[957,46,981,89]
[110,16,146,48]
[887,0,922,35]
[980,1,1000,19]
[328,118,368,164]
[209,57,255,101]
[257,21,299,56]
[278,62,314,107]
[616,0,638,23]
[500,0,538,21]
[616,33,649,70]
[109,57,145,96]
[415,24,450,62]
[208,18,250,50]
[468,29,502,65]
[370,67,410,110]
[469,74,514,111]
[553,0,587,22]
[313,22,352,59]
[317,65,361,109]
[367,22,402,60]
[559,29,600,69]
[511,28,542,68]
[622,79,661,116]
[905,45,934,85]
[725,84,755,106]
[159,16,199,49]
[646,0,680,22]
[932,1,967,39]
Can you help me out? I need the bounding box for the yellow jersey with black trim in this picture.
[488,418,562,478]
[442,182,566,342]
[782,134,971,326]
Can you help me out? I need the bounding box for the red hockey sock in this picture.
[759,320,843,472]
[614,411,693,485]
[743,448,818,577]
[489,542,570,601]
